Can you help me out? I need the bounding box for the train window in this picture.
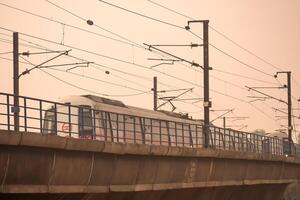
[109,113,118,142]
[144,118,152,144]
[134,117,142,144]
[117,114,125,143]
[152,120,160,145]
[79,106,93,139]
[43,109,56,134]
[96,111,106,141]
[176,123,183,146]
[190,124,197,147]
[124,115,134,143]
[183,124,191,147]
[167,122,175,146]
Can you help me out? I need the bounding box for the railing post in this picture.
[54,103,57,135]
[123,115,126,142]
[175,123,178,147]
[116,114,119,142]
[195,125,198,148]
[159,120,162,145]
[39,100,43,133]
[92,109,96,140]
[68,105,71,137]
[150,119,153,145]
[6,95,10,131]
[133,116,136,144]
[24,98,27,132]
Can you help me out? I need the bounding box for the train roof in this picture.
[59,94,203,125]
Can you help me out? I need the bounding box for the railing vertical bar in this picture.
[188,124,193,147]
[140,117,145,145]
[7,95,10,131]
[116,114,119,142]
[39,100,43,133]
[159,120,162,145]
[107,113,114,142]
[166,121,171,146]
[68,105,71,137]
[93,109,96,140]
[175,123,178,147]
[123,114,126,143]
[54,103,57,135]
[195,125,198,148]
[182,123,184,146]
[150,119,153,145]
[218,128,221,149]
[133,116,136,144]
[24,98,27,132]
[213,127,216,148]
[229,130,232,150]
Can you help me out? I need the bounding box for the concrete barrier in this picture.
[0,130,300,200]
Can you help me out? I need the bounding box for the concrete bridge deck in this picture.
[0,130,299,200]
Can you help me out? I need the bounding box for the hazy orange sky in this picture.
[0,0,300,141]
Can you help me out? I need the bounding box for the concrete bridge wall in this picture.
[0,184,290,200]
[0,130,299,199]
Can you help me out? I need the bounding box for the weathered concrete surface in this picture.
[0,130,300,199]
[0,184,289,200]
[283,183,300,200]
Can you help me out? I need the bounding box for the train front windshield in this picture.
[79,106,93,138]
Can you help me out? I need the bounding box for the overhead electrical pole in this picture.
[13,32,19,131]
[186,20,211,147]
[153,76,157,111]
[287,72,292,154]
[274,71,292,155]
[203,20,210,148]
[146,20,210,147]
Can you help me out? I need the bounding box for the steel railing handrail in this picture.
[0,92,298,157]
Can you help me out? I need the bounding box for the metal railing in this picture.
[0,92,299,157]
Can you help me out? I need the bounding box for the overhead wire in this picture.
[0,51,12,55]
[60,1,298,132]
[0,0,290,126]
[0,38,244,131]
[17,37,154,91]
[20,55,152,97]
[213,68,278,85]
[43,0,149,49]
[0,36,276,128]
[96,0,184,30]
[42,0,264,92]
[0,2,136,47]
[15,36,208,111]
[188,30,275,77]
[0,34,176,93]
[4,1,276,99]
[0,34,153,96]
[144,0,300,125]
[0,26,250,104]
[145,0,194,20]
[41,68,151,97]
[145,0,300,108]
[0,6,284,129]
[0,31,240,119]
[95,0,277,79]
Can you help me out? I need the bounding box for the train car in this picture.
[42,94,204,147]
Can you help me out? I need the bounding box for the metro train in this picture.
[42,94,297,155]
[43,94,204,147]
